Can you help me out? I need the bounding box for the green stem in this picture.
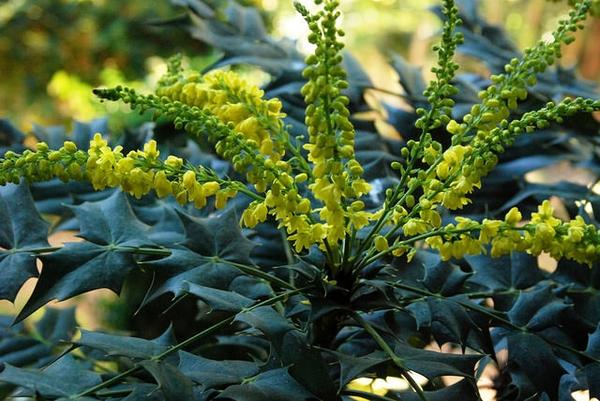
[352,312,429,401]
[205,256,296,290]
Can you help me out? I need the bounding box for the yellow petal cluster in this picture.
[157,69,285,161]
[424,202,600,264]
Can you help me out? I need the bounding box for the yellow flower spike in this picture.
[260,139,274,156]
[63,141,78,153]
[193,194,207,209]
[446,119,463,135]
[214,189,230,209]
[436,162,450,180]
[388,246,406,258]
[403,219,428,236]
[297,198,311,214]
[175,190,188,205]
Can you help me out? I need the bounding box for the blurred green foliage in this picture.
[0,0,596,130]
[0,0,204,126]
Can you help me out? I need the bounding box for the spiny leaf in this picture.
[15,192,159,321]
[183,282,254,312]
[507,286,573,331]
[216,367,316,401]
[144,209,255,303]
[178,350,259,388]
[139,360,194,401]
[0,355,101,398]
[17,242,142,322]
[466,252,543,292]
[0,181,50,301]
[75,329,170,360]
[71,190,152,247]
[394,342,481,378]
[397,378,480,401]
[177,209,255,263]
[327,350,387,389]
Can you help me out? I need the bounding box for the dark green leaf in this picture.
[506,332,564,399]
[394,342,481,378]
[507,286,572,331]
[0,355,100,398]
[466,252,543,292]
[75,330,169,360]
[71,191,151,247]
[16,242,141,322]
[178,350,259,388]
[0,182,50,301]
[328,350,387,389]
[183,282,254,312]
[216,368,315,401]
[139,360,194,401]
[177,209,255,263]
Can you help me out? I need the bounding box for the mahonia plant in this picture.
[2,0,599,269]
[1,0,600,400]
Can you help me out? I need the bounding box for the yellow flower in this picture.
[374,235,389,252]
[505,207,522,225]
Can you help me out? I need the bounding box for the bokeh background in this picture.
[1,0,599,131]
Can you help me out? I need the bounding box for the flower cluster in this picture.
[2,0,600,272]
[424,201,600,265]
[156,67,286,161]
[295,0,373,244]
[0,134,240,208]
[95,86,329,252]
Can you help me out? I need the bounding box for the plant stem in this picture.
[352,312,429,401]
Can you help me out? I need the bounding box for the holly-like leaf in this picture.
[466,252,543,293]
[145,209,255,303]
[394,342,481,379]
[177,209,255,263]
[507,286,573,331]
[71,190,151,248]
[15,192,158,321]
[34,306,78,344]
[216,368,316,401]
[139,360,194,401]
[505,332,565,399]
[0,182,50,301]
[183,282,254,312]
[327,350,387,389]
[178,350,259,388]
[0,355,101,398]
[406,296,476,346]
[75,329,169,360]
